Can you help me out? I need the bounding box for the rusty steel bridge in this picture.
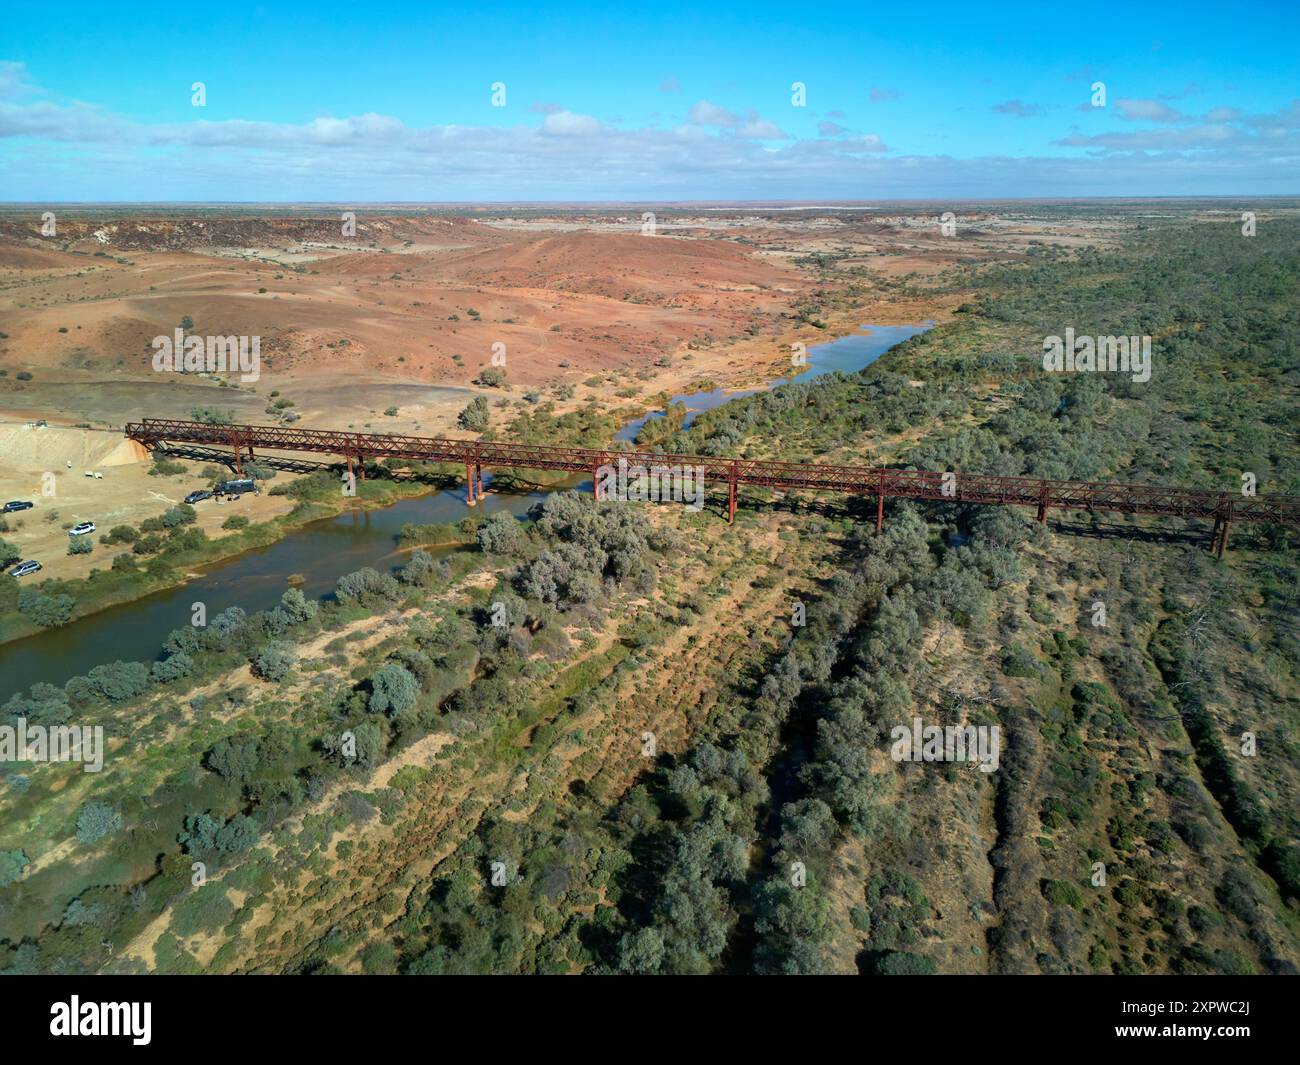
[124,417,1300,556]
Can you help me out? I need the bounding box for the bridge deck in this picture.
[124,417,1300,554]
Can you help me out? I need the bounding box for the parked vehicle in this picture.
[184,490,213,504]
[69,521,97,536]
[214,478,257,497]
[10,560,41,577]
[3,500,33,513]
[83,471,103,479]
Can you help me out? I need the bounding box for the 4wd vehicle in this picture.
[10,560,41,577]
[184,490,213,504]
[69,521,97,536]
[214,478,257,497]
[3,500,33,513]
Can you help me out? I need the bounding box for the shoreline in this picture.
[0,311,936,661]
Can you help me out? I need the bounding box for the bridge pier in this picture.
[121,420,1297,545]
[593,462,602,501]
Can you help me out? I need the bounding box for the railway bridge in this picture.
[124,417,1300,556]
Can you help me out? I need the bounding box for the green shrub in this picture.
[75,802,123,844]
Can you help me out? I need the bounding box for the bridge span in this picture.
[124,417,1300,556]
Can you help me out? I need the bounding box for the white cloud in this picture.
[1114,98,1186,123]
[992,100,1039,118]
[0,63,1293,200]
[688,100,740,128]
[541,110,603,136]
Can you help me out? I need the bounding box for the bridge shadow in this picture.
[711,492,1226,551]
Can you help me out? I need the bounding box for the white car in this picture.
[69,521,96,536]
[10,560,41,577]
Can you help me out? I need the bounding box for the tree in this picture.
[150,651,194,683]
[368,663,420,716]
[207,735,260,783]
[616,927,665,974]
[0,538,20,567]
[86,660,149,702]
[251,641,296,682]
[335,568,402,606]
[276,587,318,625]
[178,812,222,854]
[75,802,122,844]
[399,549,435,585]
[216,814,260,853]
[476,512,526,555]
[458,396,489,432]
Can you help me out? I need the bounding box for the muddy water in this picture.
[1,322,928,699]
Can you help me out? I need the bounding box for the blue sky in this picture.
[2,0,1297,200]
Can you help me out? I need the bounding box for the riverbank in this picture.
[0,472,456,648]
[0,319,930,697]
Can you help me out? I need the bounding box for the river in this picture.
[0,322,928,699]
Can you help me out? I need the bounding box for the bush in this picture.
[874,951,936,975]
[132,533,165,555]
[457,396,489,432]
[75,802,123,844]
[0,849,29,886]
[170,887,235,936]
[1042,878,1086,909]
[335,568,402,607]
[399,549,435,585]
[250,641,296,682]
[1001,644,1041,678]
[207,735,260,783]
[101,525,139,545]
[67,537,92,556]
[360,941,398,974]
[149,458,187,477]
[368,663,420,716]
[150,652,194,683]
[474,367,506,388]
[476,511,527,555]
[17,590,75,627]
[161,504,197,528]
[222,515,250,530]
[276,587,318,625]
[85,660,149,702]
